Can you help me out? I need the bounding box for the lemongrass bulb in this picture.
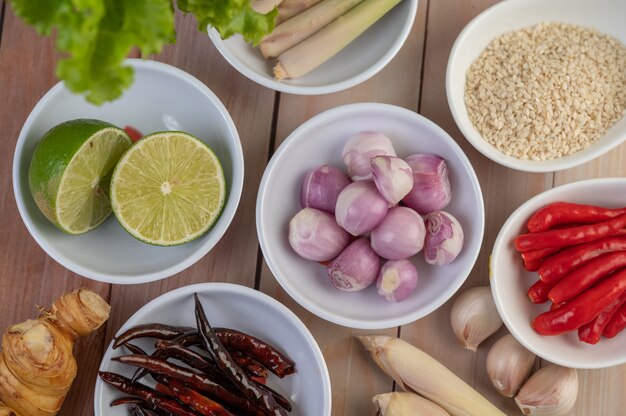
[327,238,380,291]
[289,208,350,261]
[402,153,451,214]
[487,334,536,397]
[450,286,503,351]
[370,207,425,260]
[515,364,578,416]
[424,211,463,266]
[300,165,350,213]
[373,392,451,416]
[342,131,396,181]
[335,181,389,236]
[377,260,418,302]
[371,156,414,205]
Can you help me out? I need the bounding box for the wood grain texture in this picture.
[0,5,112,415]
[0,0,625,415]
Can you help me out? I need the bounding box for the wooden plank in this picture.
[399,0,551,414]
[0,5,111,415]
[259,2,429,414]
[553,144,626,415]
[104,10,276,345]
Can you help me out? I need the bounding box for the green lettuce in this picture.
[10,0,275,104]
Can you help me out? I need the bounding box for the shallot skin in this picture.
[288,208,350,261]
[371,156,414,206]
[370,207,426,260]
[402,153,452,215]
[377,260,419,302]
[327,238,381,292]
[300,165,350,214]
[424,211,464,266]
[335,181,389,236]
[342,131,397,181]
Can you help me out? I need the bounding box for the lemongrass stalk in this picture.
[374,392,451,416]
[359,336,506,416]
[274,0,402,79]
[277,0,324,24]
[251,0,284,14]
[260,0,364,58]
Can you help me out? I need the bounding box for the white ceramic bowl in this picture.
[491,178,626,369]
[446,0,626,172]
[208,0,418,95]
[12,59,244,285]
[94,283,331,416]
[257,103,484,329]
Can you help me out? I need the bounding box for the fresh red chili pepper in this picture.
[537,236,626,284]
[515,214,626,252]
[521,247,562,271]
[578,292,626,344]
[99,372,197,416]
[603,302,626,338]
[527,202,626,233]
[549,252,626,303]
[550,302,564,310]
[124,126,144,142]
[527,279,557,304]
[532,268,626,335]
[194,294,287,416]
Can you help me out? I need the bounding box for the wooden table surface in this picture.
[1,1,625,415]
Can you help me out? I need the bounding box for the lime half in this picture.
[110,132,226,246]
[28,119,132,234]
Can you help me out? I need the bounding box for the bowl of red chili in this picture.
[491,177,626,369]
[94,283,331,415]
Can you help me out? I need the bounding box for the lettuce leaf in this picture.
[10,0,275,104]
[178,0,276,45]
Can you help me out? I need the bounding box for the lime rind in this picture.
[55,128,132,234]
[28,119,131,234]
[110,132,226,246]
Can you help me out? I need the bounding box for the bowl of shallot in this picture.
[257,103,485,329]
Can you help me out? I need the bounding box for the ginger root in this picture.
[0,290,110,416]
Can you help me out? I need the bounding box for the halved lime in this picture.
[110,132,226,246]
[28,119,132,234]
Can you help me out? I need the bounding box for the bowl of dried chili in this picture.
[94,283,331,416]
[491,177,626,369]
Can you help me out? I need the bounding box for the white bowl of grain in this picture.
[446,0,626,172]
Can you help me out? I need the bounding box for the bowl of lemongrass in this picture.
[208,0,418,95]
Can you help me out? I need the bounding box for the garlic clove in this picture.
[486,334,536,397]
[450,286,503,351]
[515,364,578,416]
[373,392,451,416]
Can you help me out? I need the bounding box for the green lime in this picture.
[110,131,226,246]
[29,119,132,234]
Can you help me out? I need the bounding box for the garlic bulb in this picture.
[486,334,536,397]
[450,286,503,351]
[373,392,451,416]
[515,364,578,416]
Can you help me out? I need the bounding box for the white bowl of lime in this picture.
[12,59,244,284]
